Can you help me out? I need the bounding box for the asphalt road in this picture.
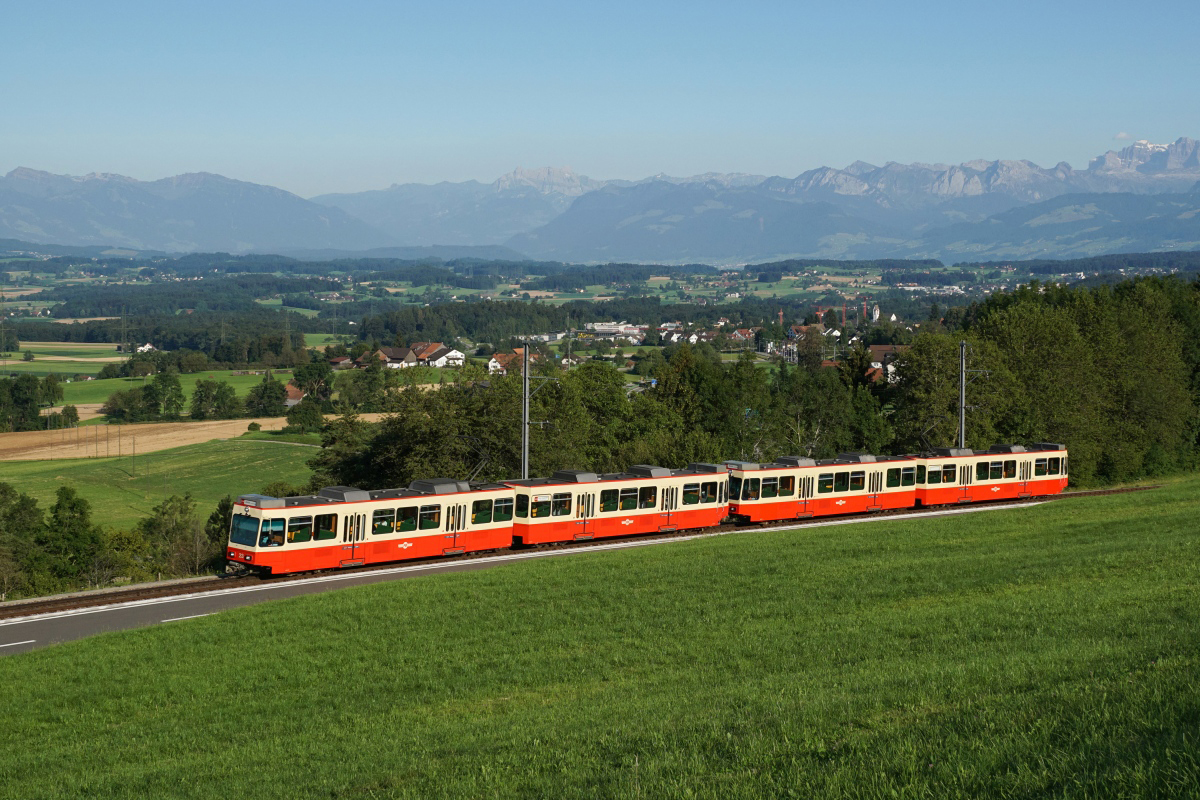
[0,502,1044,657]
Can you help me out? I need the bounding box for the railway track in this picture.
[0,484,1158,622]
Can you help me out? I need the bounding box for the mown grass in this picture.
[1,479,1198,798]
[0,438,313,528]
[56,370,289,406]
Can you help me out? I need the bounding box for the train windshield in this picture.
[229,515,260,546]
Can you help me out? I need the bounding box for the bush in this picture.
[247,422,261,432]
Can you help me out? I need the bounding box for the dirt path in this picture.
[0,414,390,461]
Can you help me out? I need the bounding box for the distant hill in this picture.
[0,169,394,253]
[276,244,530,262]
[507,180,901,263]
[898,188,1200,261]
[4,138,1200,261]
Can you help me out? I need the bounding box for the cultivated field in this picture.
[0,413,389,461]
[0,438,317,529]
[0,478,1196,798]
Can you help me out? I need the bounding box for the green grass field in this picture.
[0,438,314,529]
[1,478,1197,798]
[54,370,291,406]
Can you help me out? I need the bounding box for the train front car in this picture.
[726,453,921,523]
[227,481,516,575]
[505,464,729,545]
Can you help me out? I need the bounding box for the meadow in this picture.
[0,477,1196,798]
[0,437,314,529]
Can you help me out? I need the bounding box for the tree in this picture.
[22,349,33,362]
[245,375,287,417]
[293,360,334,405]
[136,494,207,574]
[189,379,218,420]
[37,486,102,584]
[61,405,79,427]
[212,381,243,418]
[152,369,185,417]
[285,396,325,433]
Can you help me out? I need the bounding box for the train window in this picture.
[287,516,313,543]
[849,471,865,491]
[927,466,941,485]
[901,467,915,487]
[742,478,760,501]
[600,489,619,512]
[834,472,849,492]
[976,462,988,481]
[552,493,572,516]
[531,496,551,518]
[1048,457,1061,475]
[728,476,742,501]
[639,486,657,508]
[516,495,529,518]
[493,497,514,522]
[472,499,493,525]
[619,488,638,510]
[1035,458,1047,476]
[314,513,338,540]
[916,465,926,484]
[762,478,778,498]
[942,465,956,484]
[259,519,285,547]
[419,505,441,530]
[683,483,700,504]
[886,468,900,488]
[372,509,395,535]
[989,461,1003,480]
[230,515,259,546]
[397,507,417,532]
[779,476,795,497]
[700,482,719,503]
[818,473,834,493]
[1004,460,1016,479]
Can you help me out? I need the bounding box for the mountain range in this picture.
[2,138,1199,262]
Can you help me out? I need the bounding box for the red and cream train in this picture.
[227,444,1068,575]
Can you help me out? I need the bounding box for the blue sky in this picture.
[3,0,1197,196]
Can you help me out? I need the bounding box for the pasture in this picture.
[0,477,1196,798]
[0,437,314,529]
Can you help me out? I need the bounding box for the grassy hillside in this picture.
[0,438,314,528]
[0,480,1197,798]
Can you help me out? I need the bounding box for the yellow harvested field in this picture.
[0,413,390,461]
[0,287,45,297]
[23,341,119,351]
[34,354,126,362]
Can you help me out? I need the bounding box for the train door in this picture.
[797,475,813,517]
[1018,460,1032,498]
[958,463,973,503]
[660,486,678,531]
[341,512,366,566]
[866,471,884,512]
[574,492,595,539]
[444,503,466,555]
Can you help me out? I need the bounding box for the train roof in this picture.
[505,463,727,488]
[236,479,513,509]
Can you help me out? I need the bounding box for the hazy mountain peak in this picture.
[491,166,602,196]
[1089,137,1200,173]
